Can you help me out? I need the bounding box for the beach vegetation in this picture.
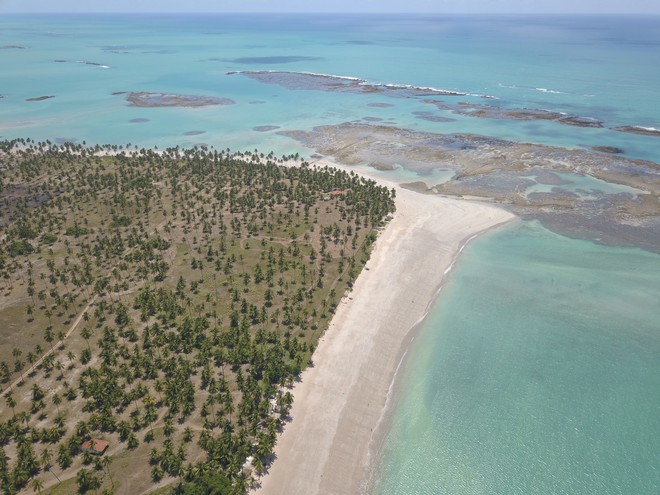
[0,139,394,494]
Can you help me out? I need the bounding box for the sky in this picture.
[1,0,659,14]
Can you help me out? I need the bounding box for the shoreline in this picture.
[360,218,514,495]
[252,161,516,495]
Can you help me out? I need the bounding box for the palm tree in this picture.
[76,468,97,493]
[39,448,52,469]
[55,359,64,380]
[44,326,54,351]
[127,432,139,450]
[0,446,9,485]
[31,477,44,494]
[52,393,62,415]
[81,327,92,350]
[0,361,10,389]
[102,455,114,488]
[117,421,131,442]
[5,395,16,419]
[18,411,30,428]
[12,347,25,383]
[32,383,44,401]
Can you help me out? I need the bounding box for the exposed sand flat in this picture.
[253,174,515,494]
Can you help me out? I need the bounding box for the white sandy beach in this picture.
[253,167,515,495]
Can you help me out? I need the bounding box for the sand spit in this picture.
[253,172,514,494]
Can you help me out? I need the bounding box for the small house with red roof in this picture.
[81,438,109,455]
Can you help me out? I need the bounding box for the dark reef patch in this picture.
[612,126,660,138]
[26,96,55,102]
[592,146,624,154]
[183,130,206,136]
[451,102,604,128]
[129,118,149,123]
[281,122,660,252]
[531,170,572,186]
[83,61,109,67]
[253,125,281,132]
[413,111,456,123]
[228,71,468,98]
[126,92,235,108]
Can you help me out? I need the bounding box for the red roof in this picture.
[81,439,109,454]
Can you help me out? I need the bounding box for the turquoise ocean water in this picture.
[2,14,659,494]
[370,221,660,495]
[1,14,660,162]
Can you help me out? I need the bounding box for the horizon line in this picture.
[3,10,660,15]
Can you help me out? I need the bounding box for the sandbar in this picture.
[254,161,514,494]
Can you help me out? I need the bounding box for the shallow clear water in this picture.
[372,222,660,495]
[523,171,645,199]
[2,14,659,495]
[1,14,659,161]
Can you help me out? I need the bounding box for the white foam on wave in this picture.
[535,87,566,94]
[227,69,365,82]
[635,126,660,132]
[75,60,111,69]
[378,81,467,96]
[499,83,567,95]
[230,70,497,98]
[290,70,365,82]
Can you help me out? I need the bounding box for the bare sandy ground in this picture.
[253,168,515,494]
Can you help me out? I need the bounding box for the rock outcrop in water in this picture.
[280,122,660,252]
[612,126,660,138]
[125,91,235,108]
[228,70,470,98]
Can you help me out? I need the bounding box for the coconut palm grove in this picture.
[0,140,395,494]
